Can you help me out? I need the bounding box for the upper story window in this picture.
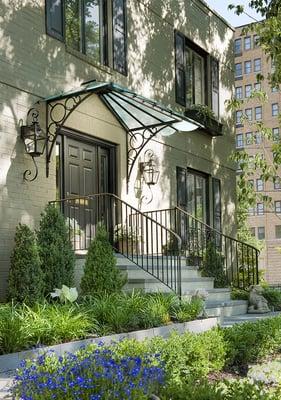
[245,84,252,98]
[235,63,242,78]
[254,58,261,72]
[255,131,262,144]
[257,202,264,215]
[244,36,251,50]
[273,127,280,143]
[258,226,265,240]
[255,106,262,120]
[244,60,252,74]
[235,86,243,99]
[275,225,281,239]
[253,35,260,47]
[275,201,281,214]
[272,85,279,93]
[245,108,252,121]
[235,38,242,55]
[272,103,279,116]
[46,0,127,75]
[246,131,253,145]
[254,82,261,91]
[175,32,219,117]
[236,133,244,148]
[274,177,281,190]
[256,178,264,192]
[236,110,243,126]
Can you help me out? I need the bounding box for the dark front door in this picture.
[61,135,115,249]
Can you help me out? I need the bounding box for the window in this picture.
[236,133,244,148]
[246,132,253,145]
[254,82,261,91]
[255,106,262,120]
[235,38,242,55]
[253,35,260,47]
[273,128,280,143]
[272,85,279,93]
[272,103,279,116]
[235,86,243,99]
[250,227,256,237]
[256,178,264,192]
[175,33,219,116]
[275,201,281,214]
[274,177,281,190]
[245,108,252,121]
[245,84,252,98]
[244,60,251,74]
[46,0,127,74]
[235,63,243,78]
[257,203,264,215]
[258,227,265,240]
[212,178,222,235]
[244,36,251,50]
[275,225,281,239]
[254,58,261,72]
[255,132,262,144]
[248,207,255,216]
[236,110,243,126]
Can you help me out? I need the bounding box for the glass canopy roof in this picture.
[45,81,202,135]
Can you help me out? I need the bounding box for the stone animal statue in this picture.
[248,285,270,314]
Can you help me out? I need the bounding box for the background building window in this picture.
[244,60,251,74]
[255,106,262,120]
[235,63,243,78]
[245,108,252,121]
[254,58,261,72]
[255,132,262,144]
[235,38,242,55]
[244,36,251,50]
[272,103,279,116]
[258,226,265,240]
[236,110,243,126]
[236,133,244,148]
[245,84,252,98]
[273,128,280,142]
[274,177,281,190]
[256,179,264,191]
[272,85,279,93]
[254,82,261,91]
[235,86,243,99]
[275,201,281,214]
[253,35,260,47]
[246,132,253,145]
[248,206,255,216]
[250,227,256,237]
[257,203,264,215]
[275,225,281,239]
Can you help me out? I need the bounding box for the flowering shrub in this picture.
[12,343,164,400]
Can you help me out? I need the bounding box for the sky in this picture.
[204,0,262,27]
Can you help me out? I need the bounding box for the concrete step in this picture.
[205,300,248,318]
[118,264,200,280]
[115,254,189,267]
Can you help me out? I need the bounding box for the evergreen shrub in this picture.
[7,224,43,304]
[80,225,126,296]
[37,204,75,295]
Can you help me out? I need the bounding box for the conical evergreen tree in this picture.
[80,225,126,295]
[8,224,44,304]
[37,204,75,295]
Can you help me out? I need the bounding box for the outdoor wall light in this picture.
[21,109,46,182]
[139,149,160,186]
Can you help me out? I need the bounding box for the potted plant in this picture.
[184,104,223,137]
[114,224,140,255]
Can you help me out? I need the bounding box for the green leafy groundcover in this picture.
[0,292,203,355]
[12,319,281,400]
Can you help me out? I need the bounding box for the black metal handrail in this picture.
[50,194,183,296]
[144,207,259,290]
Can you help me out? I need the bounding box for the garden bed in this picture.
[0,317,218,373]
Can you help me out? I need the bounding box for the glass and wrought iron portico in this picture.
[43,81,202,181]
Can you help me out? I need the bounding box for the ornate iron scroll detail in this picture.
[23,156,38,182]
[46,93,92,176]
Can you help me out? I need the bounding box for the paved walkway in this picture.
[1,311,280,399]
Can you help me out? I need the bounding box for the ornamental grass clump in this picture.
[12,344,164,400]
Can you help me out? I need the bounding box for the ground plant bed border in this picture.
[0,317,218,373]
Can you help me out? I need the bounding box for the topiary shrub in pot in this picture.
[37,204,75,296]
[80,224,127,296]
[7,223,44,304]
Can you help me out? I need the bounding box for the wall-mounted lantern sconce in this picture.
[21,108,46,182]
[139,149,159,186]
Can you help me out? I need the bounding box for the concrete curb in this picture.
[0,317,218,373]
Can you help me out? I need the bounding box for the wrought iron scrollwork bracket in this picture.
[23,155,38,182]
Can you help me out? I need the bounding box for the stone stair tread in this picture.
[127,277,214,283]
[207,288,231,293]
[205,300,248,308]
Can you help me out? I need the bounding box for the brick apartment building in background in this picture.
[235,24,281,284]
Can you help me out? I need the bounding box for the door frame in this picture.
[56,127,117,199]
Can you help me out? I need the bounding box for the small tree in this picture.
[80,225,126,296]
[7,224,44,304]
[37,204,75,295]
[202,240,228,288]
